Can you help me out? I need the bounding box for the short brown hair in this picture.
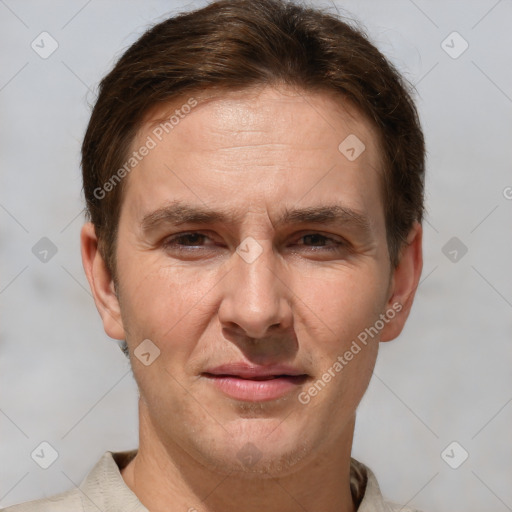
[81,0,425,276]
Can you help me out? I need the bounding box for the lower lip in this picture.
[203,374,308,402]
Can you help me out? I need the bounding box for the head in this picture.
[81,0,424,477]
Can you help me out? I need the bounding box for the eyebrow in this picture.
[140,200,372,236]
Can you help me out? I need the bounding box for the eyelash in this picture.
[162,232,346,252]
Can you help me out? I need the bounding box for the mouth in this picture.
[203,373,309,381]
[201,371,309,402]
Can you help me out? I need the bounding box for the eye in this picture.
[296,233,346,251]
[162,232,215,250]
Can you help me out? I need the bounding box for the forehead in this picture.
[143,85,380,158]
[122,85,384,226]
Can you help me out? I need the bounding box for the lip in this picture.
[202,363,309,402]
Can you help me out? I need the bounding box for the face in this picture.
[84,85,419,478]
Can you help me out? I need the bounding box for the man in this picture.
[3,0,425,510]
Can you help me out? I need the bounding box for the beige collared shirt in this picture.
[1,451,422,512]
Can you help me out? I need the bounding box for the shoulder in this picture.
[1,488,83,512]
[1,450,141,512]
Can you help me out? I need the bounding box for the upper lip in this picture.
[202,362,307,379]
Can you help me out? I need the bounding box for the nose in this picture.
[217,242,293,340]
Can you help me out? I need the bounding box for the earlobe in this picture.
[80,222,126,340]
[380,222,423,342]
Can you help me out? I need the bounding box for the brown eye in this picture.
[172,233,208,246]
[163,232,213,250]
[302,234,331,246]
[299,234,344,250]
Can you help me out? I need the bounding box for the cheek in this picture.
[293,264,388,346]
[291,263,387,398]
[117,262,223,404]
[117,258,220,352]
[293,271,383,414]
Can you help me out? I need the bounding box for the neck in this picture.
[121,401,356,512]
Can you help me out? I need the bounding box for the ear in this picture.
[380,222,423,342]
[80,222,125,340]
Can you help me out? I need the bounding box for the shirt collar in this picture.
[80,450,147,512]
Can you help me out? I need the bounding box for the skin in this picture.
[81,85,422,512]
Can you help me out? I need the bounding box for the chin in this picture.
[203,444,312,480]
[187,421,314,479]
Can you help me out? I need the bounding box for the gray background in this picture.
[1,1,511,510]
